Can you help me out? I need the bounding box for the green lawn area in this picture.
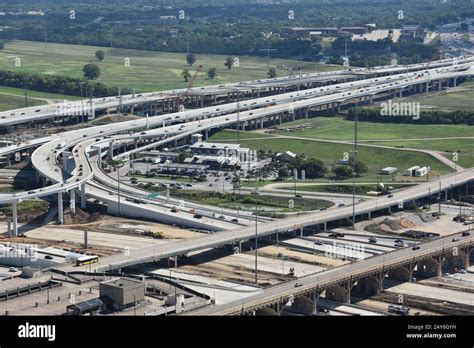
[0,40,341,92]
[0,86,82,101]
[271,116,474,141]
[0,93,46,112]
[210,130,276,142]
[370,139,474,168]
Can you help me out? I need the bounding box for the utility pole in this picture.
[254,205,258,284]
[352,114,358,229]
[237,91,240,145]
[24,83,28,108]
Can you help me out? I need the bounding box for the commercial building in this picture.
[99,278,145,311]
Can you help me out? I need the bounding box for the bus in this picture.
[76,255,99,267]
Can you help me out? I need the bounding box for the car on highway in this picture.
[452,237,460,242]
[44,255,53,260]
[295,194,303,198]
[294,282,303,288]
[231,218,239,223]
[338,203,345,207]
[8,267,18,272]
[329,232,344,238]
[314,240,323,246]
[171,207,179,213]
[412,245,420,250]
[193,214,203,219]
[387,194,394,198]
[218,215,225,220]
[462,231,471,237]
[368,237,377,243]
[317,308,329,313]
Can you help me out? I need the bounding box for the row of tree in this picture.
[0,70,126,97]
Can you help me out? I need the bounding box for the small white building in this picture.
[404,166,420,176]
[415,166,429,177]
[381,167,397,175]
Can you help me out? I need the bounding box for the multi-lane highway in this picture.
[190,231,473,315]
[0,58,473,236]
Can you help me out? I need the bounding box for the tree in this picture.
[224,57,234,70]
[82,64,100,80]
[349,159,368,176]
[181,69,191,82]
[207,67,217,79]
[277,168,289,181]
[186,53,196,66]
[177,152,187,162]
[333,166,352,179]
[95,50,105,61]
[267,68,277,78]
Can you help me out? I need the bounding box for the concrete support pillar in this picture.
[108,141,114,162]
[323,222,327,231]
[80,183,86,209]
[453,77,457,87]
[70,190,76,214]
[399,89,403,98]
[304,108,309,119]
[12,201,18,237]
[425,82,429,93]
[57,192,64,225]
[300,227,303,237]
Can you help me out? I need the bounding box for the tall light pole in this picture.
[351,114,358,229]
[254,204,258,284]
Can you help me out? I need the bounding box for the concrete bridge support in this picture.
[80,183,86,209]
[70,190,76,214]
[12,201,18,237]
[57,192,64,225]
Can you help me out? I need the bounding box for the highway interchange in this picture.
[0,57,473,315]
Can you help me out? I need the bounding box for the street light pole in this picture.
[254,204,258,284]
[352,114,358,229]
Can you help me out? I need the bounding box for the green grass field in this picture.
[0,40,341,92]
[0,93,45,112]
[0,86,82,101]
[370,139,474,168]
[273,116,474,141]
